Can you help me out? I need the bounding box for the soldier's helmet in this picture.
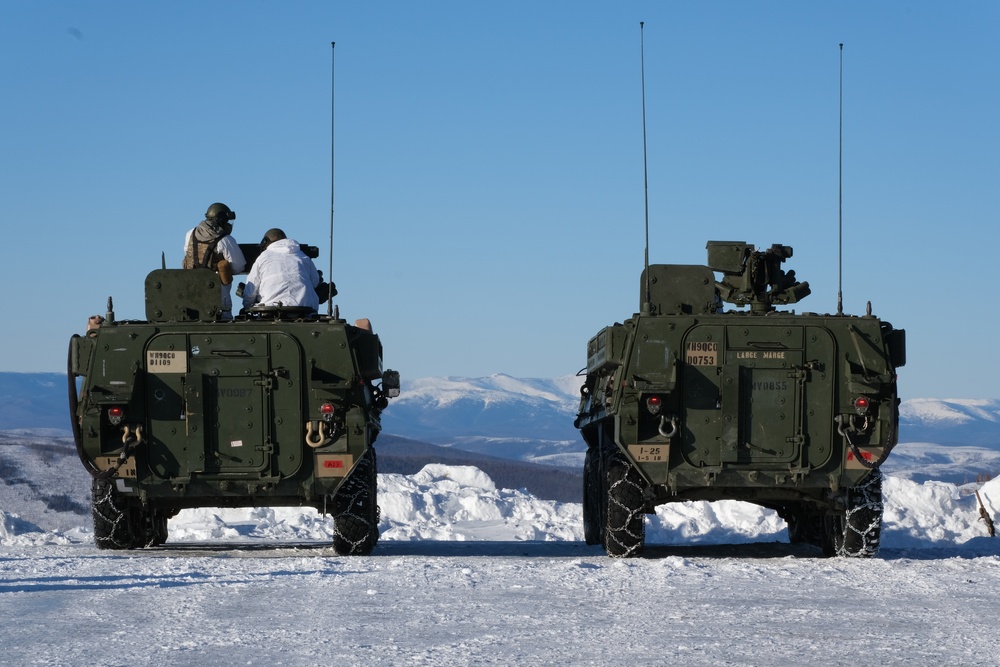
[205,202,236,223]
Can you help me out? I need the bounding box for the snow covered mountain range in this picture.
[380,374,584,467]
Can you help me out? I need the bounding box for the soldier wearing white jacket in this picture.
[242,228,320,312]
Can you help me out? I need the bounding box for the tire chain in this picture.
[92,480,142,549]
[331,449,380,555]
[836,469,883,558]
[604,451,646,558]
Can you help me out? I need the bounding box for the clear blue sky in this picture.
[1,2,997,400]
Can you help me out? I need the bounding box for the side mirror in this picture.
[382,369,401,398]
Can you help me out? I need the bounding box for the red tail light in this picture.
[646,395,663,416]
[107,406,124,425]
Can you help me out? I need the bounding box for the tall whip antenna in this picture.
[640,21,651,315]
[328,41,336,317]
[837,42,844,316]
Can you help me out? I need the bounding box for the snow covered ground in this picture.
[2,466,999,666]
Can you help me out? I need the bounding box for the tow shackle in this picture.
[658,415,679,438]
[305,420,332,448]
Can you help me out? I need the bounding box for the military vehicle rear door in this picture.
[681,324,835,470]
[144,332,304,480]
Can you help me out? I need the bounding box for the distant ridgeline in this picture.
[899,399,1000,449]
[0,372,70,431]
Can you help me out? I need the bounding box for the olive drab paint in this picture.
[575,241,905,558]
[69,243,399,555]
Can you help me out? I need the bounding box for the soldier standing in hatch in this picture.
[183,202,247,321]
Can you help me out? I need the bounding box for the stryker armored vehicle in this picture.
[68,243,399,554]
[575,241,905,558]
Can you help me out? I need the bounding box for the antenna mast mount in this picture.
[640,21,652,316]
[837,42,844,316]
[328,41,336,317]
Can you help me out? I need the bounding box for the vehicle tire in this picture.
[833,469,884,558]
[332,448,380,555]
[603,449,646,558]
[785,504,825,548]
[145,511,169,547]
[91,478,144,550]
[583,446,602,545]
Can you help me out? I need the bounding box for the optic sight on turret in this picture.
[708,241,812,313]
